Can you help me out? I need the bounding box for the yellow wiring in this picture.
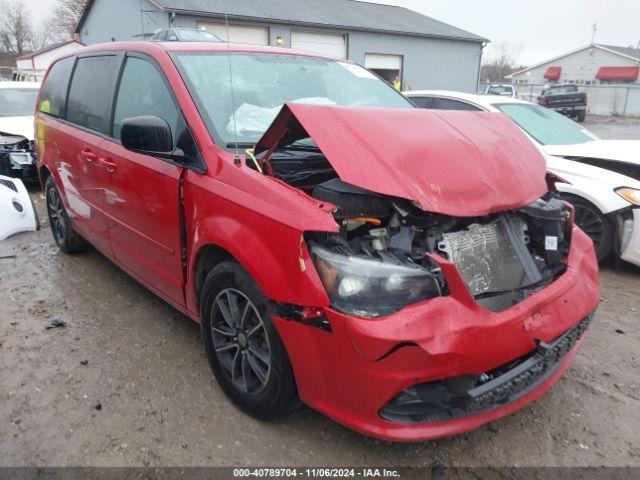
[245,148,263,174]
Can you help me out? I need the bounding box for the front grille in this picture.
[468,315,591,410]
[437,219,527,297]
[379,313,593,424]
[0,177,17,192]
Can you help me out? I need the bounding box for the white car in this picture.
[404,90,640,267]
[0,81,41,182]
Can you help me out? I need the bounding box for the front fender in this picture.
[183,171,333,316]
[556,182,629,214]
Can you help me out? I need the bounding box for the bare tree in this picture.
[0,0,35,55]
[51,0,86,41]
[31,18,59,51]
[481,42,524,83]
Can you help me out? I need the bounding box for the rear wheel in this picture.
[45,176,88,254]
[565,196,614,262]
[577,111,586,123]
[200,261,299,419]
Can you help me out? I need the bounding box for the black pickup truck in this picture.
[537,84,587,122]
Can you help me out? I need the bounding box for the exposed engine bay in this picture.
[257,142,571,317]
[0,132,37,181]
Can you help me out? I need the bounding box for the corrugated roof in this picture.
[598,44,640,61]
[508,43,640,79]
[156,0,487,42]
[15,40,84,60]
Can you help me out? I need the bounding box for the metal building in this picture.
[508,44,640,86]
[74,0,487,92]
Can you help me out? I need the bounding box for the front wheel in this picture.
[200,261,299,420]
[565,196,614,262]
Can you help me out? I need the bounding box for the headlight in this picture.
[311,246,441,318]
[616,187,640,206]
[9,152,34,166]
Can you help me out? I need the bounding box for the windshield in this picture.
[494,103,596,145]
[0,88,39,117]
[487,86,512,95]
[174,52,413,146]
[178,30,221,42]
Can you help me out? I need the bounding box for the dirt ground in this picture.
[1,116,639,468]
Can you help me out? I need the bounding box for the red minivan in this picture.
[35,41,600,441]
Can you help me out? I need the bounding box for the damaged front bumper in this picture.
[379,313,592,424]
[272,227,599,441]
[0,143,37,182]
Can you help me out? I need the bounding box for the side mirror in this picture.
[121,116,182,160]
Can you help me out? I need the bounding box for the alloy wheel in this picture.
[574,204,605,251]
[47,185,66,245]
[210,288,271,395]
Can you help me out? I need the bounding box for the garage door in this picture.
[198,22,269,45]
[291,32,346,59]
[365,54,403,85]
[365,54,402,71]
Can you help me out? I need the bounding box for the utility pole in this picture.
[591,23,598,45]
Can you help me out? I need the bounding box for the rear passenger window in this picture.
[113,56,180,142]
[432,98,481,111]
[39,56,75,118]
[67,55,119,134]
[410,96,434,109]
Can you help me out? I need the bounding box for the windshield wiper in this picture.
[226,142,256,149]
[277,141,321,153]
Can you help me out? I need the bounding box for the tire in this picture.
[577,111,586,123]
[200,261,299,420]
[564,195,614,262]
[44,175,88,254]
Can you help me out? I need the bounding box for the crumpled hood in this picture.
[0,115,35,142]
[255,104,547,217]
[545,140,640,166]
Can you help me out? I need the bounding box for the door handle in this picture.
[81,149,97,163]
[99,157,118,173]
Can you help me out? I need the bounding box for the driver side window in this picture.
[113,56,180,142]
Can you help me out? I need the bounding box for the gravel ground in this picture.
[583,115,640,140]
[1,115,639,468]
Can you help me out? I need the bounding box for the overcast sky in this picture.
[26,0,640,66]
